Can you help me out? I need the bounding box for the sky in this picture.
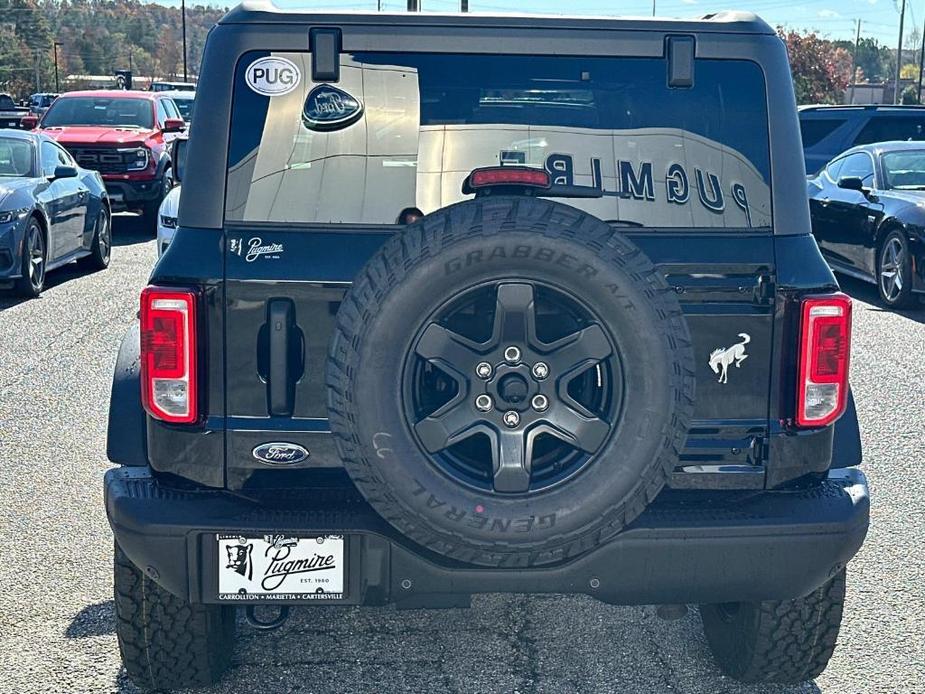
[155,0,911,46]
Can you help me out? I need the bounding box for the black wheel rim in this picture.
[403,281,623,495]
[26,223,44,291]
[98,211,111,262]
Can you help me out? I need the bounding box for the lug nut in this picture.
[531,394,549,412]
[475,362,493,379]
[503,346,522,364]
[532,362,549,380]
[503,411,520,428]
[475,394,493,412]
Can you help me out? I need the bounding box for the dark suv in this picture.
[800,104,925,174]
[105,6,869,690]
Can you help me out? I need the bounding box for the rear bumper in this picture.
[105,466,869,608]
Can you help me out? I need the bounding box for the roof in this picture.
[0,128,37,141]
[830,141,925,160]
[868,140,925,154]
[0,130,62,147]
[54,90,164,100]
[219,1,773,34]
[800,104,925,113]
[158,90,196,99]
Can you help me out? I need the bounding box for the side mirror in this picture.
[52,165,78,180]
[163,117,185,133]
[837,176,866,193]
[20,115,38,130]
[171,138,187,183]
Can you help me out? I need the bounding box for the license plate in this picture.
[216,534,345,601]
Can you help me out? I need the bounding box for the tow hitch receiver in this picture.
[245,605,290,631]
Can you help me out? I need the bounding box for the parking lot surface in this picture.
[0,217,922,693]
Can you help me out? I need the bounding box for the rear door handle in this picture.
[267,299,295,416]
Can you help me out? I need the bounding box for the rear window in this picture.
[800,117,847,147]
[226,52,772,229]
[853,116,925,146]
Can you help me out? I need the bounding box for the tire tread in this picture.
[114,544,234,690]
[700,570,847,684]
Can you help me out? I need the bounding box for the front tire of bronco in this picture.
[699,569,847,684]
[114,544,235,690]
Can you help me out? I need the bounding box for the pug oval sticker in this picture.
[245,56,301,97]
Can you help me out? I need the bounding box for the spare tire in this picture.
[327,197,694,567]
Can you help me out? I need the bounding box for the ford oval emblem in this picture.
[252,442,310,466]
[302,85,363,131]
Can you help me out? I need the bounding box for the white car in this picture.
[156,184,180,257]
[159,90,195,123]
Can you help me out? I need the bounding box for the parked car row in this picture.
[0,87,194,298]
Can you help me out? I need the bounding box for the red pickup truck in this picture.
[23,90,185,230]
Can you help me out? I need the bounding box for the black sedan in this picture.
[0,129,110,297]
[808,141,925,308]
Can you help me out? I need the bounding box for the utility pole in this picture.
[407,0,419,10]
[652,0,656,16]
[895,0,906,104]
[918,12,925,101]
[461,0,468,10]
[53,41,61,92]
[181,0,188,82]
[850,20,861,104]
[33,51,40,93]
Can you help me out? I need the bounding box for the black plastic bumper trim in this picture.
[104,466,869,607]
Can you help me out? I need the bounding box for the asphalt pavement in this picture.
[0,217,922,693]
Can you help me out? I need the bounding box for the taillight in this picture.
[796,293,852,427]
[140,286,198,423]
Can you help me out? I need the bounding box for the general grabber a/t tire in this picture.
[114,544,235,690]
[327,196,695,567]
[699,570,848,683]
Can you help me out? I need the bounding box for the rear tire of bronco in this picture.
[114,544,235,690]
[699,569,847,684]
[328,196,694,567]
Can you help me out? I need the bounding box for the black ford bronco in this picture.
[104,4,870,690]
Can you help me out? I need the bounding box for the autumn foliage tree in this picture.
[0,0,226,98]
[778,28,852,105]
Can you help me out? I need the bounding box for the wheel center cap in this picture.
[498,374,529,404]
[486,362,540,411]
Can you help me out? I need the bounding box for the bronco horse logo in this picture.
[708,333,751,384]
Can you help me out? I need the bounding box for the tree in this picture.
[900,62,919,79]
[835,36,893,83]
[0,0,227,97]
[779,28,852,104]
